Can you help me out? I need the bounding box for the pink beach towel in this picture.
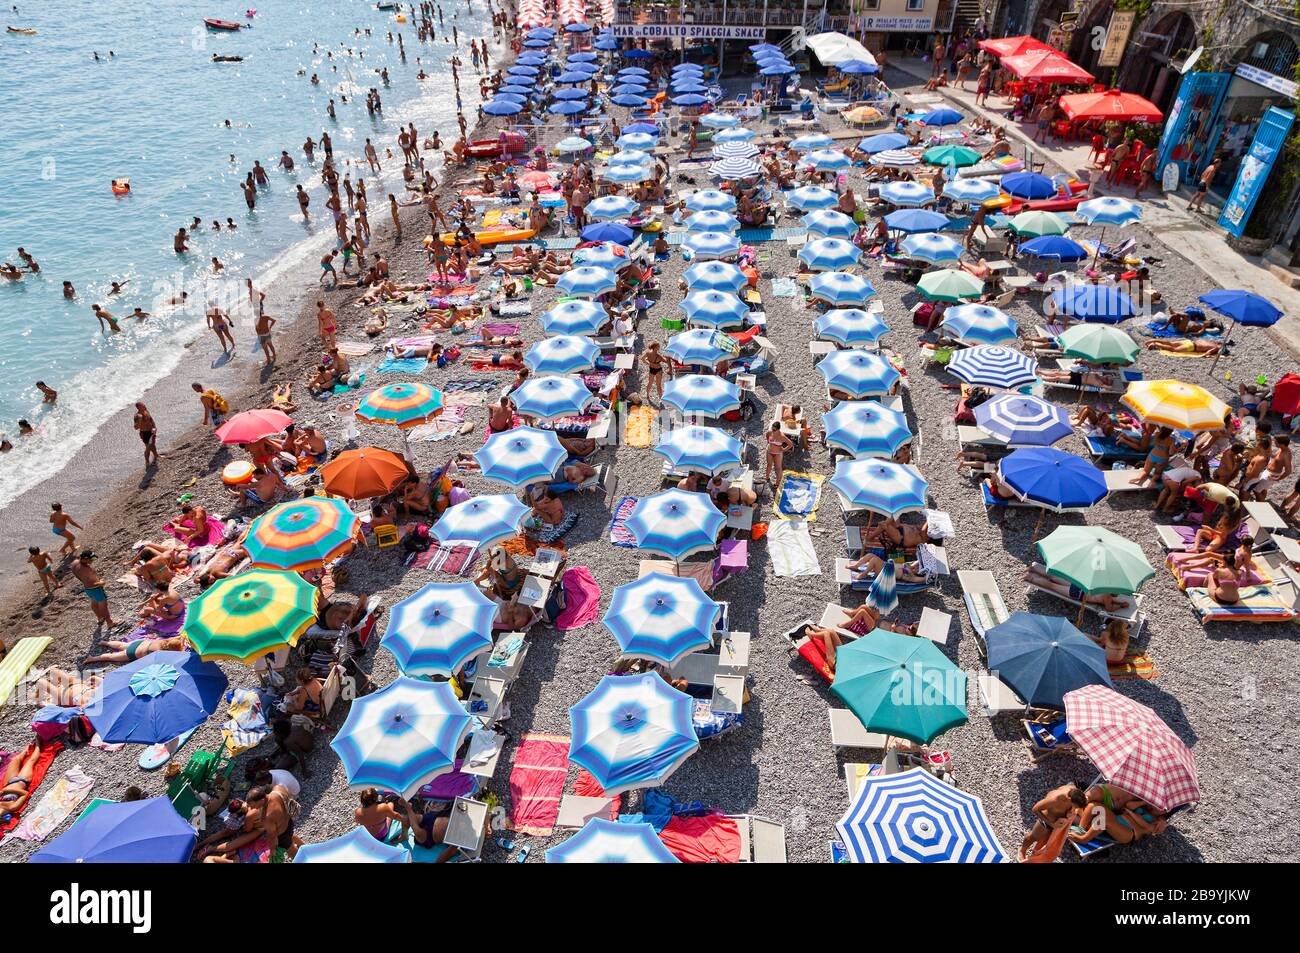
[509,733,570,836]
[166,518,226,549]
[555,567,601,631]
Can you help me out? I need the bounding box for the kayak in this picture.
[437,227,538,247]
[203,18,243,30]
[6,26,37,34]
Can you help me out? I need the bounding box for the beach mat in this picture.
[9,765,95,842]
[608,496,640,547]
[623,405,656,448]
[1108,651,1159,680]
[376,357,428,375]
[0,637,52,707]
[0,741,63,843]
[335,341,376,357]
[509,733,570,836]
[555,566,602,631]
[766,519,822,577]
[770,278,798,297]
[775,471,825,521]
[406,543,479,576]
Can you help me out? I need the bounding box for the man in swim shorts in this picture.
[49,502,81,556]
[71,550,117,629]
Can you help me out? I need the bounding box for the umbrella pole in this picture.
[1208,317,1236,375]
[1030,508,1045,547]
[1076,602,1086,627]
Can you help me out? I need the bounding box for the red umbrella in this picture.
[214,409,293,445]
[1270,372,1300,416]
[978,35,1055,59]
[1058,89,1163,123]
[1001,50,1093,85]
[518,170,554,191]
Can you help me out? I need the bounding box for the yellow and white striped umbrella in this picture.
[1120,379,1229,432]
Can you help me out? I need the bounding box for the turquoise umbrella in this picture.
[832,631,968,744]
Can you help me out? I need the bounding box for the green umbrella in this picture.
[182,569,319,664]
[917,269,984,302]
[1057,324,1140,366]
[831,630,968,744]
[1035,526,1155,596]
[923,144,981,168]
[1009,210,1069,237]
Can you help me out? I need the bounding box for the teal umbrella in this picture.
[832,631,967,744]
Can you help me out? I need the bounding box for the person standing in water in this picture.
[91,303,121,333]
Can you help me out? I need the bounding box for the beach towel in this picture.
[775,471,824,520]
[376,357,429,375]
[331,372,366,395]
[9,765,94,842]
[335,341,376,357]
[166,518,226,549]
[445,379,500,393]
[608,496,640,547]
[420,544,480,577]
[573,770,620,819]
[482,322,521,337]
[532,510,578,544]
[221,688,271,755]
[417,759,478,802]
[509,733,570,836]
[1108,650,1159,680]
[766,519,822,577]
[0,637,52,707]
[125,611,187,642]
[659,814,742,863]
[0,741,61,842]
[406,424,456,443]
[770,277,798,297]
[497,301,532,317]
[555,566,601,631]
[1143,322,1221,340]
[623,405,656,448]
[1187,585,1297,622]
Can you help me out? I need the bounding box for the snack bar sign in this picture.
[612,24,768,39]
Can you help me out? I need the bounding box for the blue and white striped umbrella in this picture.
[803,209,858,238]
[974,394,1072,446]
[823,401,912,458]
[683,260,746,292]
[1076,196,1142,226]
[541,298,607,336]
[654,425,744,476]
[900,232,965,264]
[869,149,921,167]
[866,558,899,616]
[943,178,1002,203]
[713,126,756,143]
[942,303,1018,346]
[700,111,739,128]
[800,238,862,270]
[678,290,749,328]
[712,141,760,161]
[683,230,741,260]
[331,677,472,798]
[556,266,618,298]
[709,157,761,180]
[830,459,929,516]
[475,425,568,485]
[878,181,936,207]
[569,673,700,796]
[815,308,889,346]
[685,189,738,213]
[573,241,631,270]
[508,378,596,424]
[382,582,497,677]
[790,133,834,152]
[294,827,411,864]
[556,135,595,154]
[836,768,1008,863]
[626,488,727,559]
[947,345,1039,389]
[585,195,641,220]
[802,149,853,172]
[665,329,736,367]
[609,149,653,167]
[809,271,877,306]
[684,210,741,233]
[604,572,720,665]
[601,162,652,184]
[547,819,680,864]
[525,334,601,374]
[817,349,900,397]
[616,132,658,151]
[661,374,742,417]
[786,185,839,211]
[430,493,530,550]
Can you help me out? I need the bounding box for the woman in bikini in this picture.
[84,634,186,665]
[0,746,46,818]
[1130,426,1178,486]
[764,421,794,486]
[1070,784,1166,846]
[643,342,667,402]
[283,668,325,720]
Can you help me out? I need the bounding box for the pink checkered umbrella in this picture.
[1063,685,1200,812]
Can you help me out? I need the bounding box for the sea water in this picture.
[0,0,491,506]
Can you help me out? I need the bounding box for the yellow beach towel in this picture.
[623,406,656,448]
[0,637,52,707]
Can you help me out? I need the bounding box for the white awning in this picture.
[805,32,877,68]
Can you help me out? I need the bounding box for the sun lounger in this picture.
[1024,561,1146,627]
[444,796,489,860]
[1103,467,1155,493]
[1046,362,1144,396]
[730,814,788,863]
[1083,434,1149,461]
[828,708,890,750]
[556,794,616,830]
[958,569,1009,657]
[1186,583,1299,623]
[917,607,954,645]
[1024,716,1077,761]
[979,674,1026,715]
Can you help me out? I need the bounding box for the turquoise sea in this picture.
[0,1,490,505]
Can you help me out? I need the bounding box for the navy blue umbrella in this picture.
[623,48,654,59]
[986,612,1112,709]
[581,222,636,244]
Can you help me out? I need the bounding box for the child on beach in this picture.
[27,546,59,595]
[49,503,81,556]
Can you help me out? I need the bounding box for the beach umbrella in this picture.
[920,107,963,126]
[556,135,594,153]
[924,144,982,167]
[500,84,536,96]
[320,447,409,500]
[830,459,927,516]
[835,769,1007,864]
[626,488,726,560]
[843,105,885,124]
[30,796,198,864]
[565,22,592,33]
[331,677,472,798]
[548,100,587,115]
[547,819,679,864]
[818,349,899,398]
[623,48,654,59]
[661,374,742,418]
[1050,284,1136,323]
[594,37,618,50]
[941,302,1018,345]
[700,112,740,128]
[508,63,541,75]
[552,87,589,101]
[858,132,910,153]
[837,59,878,75]
[356,382,443,429]
[947,345,1038,389]
[786,185,839,211]
[585,195,640,221]
[525,27,556,39]
[790,133,834,152]
[382,582,497,677]
[1037,525,1155,596]
[1076,196,1142,226]
[684,210,741,233]
[246,497,359,571]
[832,631,967,743]
[975,393,1071,446]
[1020,235,1088,262]
[183,569,318,664]
[431,493,530,551]
[1063,685,1200,811]
[601,162,652,184]
[541,298,607,337]
[917,269,984,302]
[809,271,877,306]
[510,377,596,424]
[653,425,743,476]
[815,307,889,347]
[574,241,630,270]
[524,334,600,375]
[603,572,719,665]
[865,558,898,616]
[483,100,524,116]
[713,126,756,143]
[294,827,410,864]
[214,408,292,445]
[1057,324,1140,365]
[1000,171,1057,199]
[749,43,782,53]
[672,82,708,95]
[568,51,598,63]
[709,157,761,181]
[878,181,936,207]
[557,265,618,298]
[1121,379,1229,432]
[580,220,636,243]
[611,94,649,107]
[518,169,556,192]
[1009,210,1069,237]
[523,38,552,48]
[614,132,657,150]
[869,149,922,167]
[803,209,858,238]
[611,83,649,95]
[1058,89,1163,124]
[900,232,965,265]
[799,238,862,270]
[822,401,911,459]
[610,152,655,169]
[943,178,1002,203]
[711,142,760,162]
[683,260,746,293]
[618,66,651,78]
[760,62,796,76]
[88,650,227,745]
[1198,288,1284,371]
[569,673,699,796]
[998,447,1107,511]
[555,70,593,84]
[683,230,741,260]
[475,426,568,485]
[678,290,749,328]
[883,208,950,233]
[802,149,853,172]
[987,612,1112,709]
[665,328,736,367]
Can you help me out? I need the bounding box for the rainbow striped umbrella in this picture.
[246,498,359,571]
[183,569,318,663]
[382,582,497,677]
[356,382,443,429]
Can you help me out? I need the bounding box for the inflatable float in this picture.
[111,178,131,195]
[203,18,242,30]
[222,461,255,485]
[464,133,527,159]
[432,227,538,248]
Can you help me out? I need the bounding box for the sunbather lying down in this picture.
[1143,338,1223,355]
[85,634,186,666]
[1022,566,1133,612]
[1070,784,1167,846]
[845,552,929,585]
[34,667,103,708]
[859,516,935,551]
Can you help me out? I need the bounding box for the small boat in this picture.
[212,54,244,63]
[203,18,243,30]
[377,2,400,10]
[7,26,38,34]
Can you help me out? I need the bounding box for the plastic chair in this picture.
[375,523,400,548]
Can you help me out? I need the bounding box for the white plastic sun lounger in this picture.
[958,569,1008,658]
[828,708,889,750]
[730,815,788,863]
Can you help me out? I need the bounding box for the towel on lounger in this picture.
[555,567,601,631]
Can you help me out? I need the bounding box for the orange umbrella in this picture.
[320,447,410,500]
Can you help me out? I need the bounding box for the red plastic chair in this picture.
[1088,135,1106,166]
